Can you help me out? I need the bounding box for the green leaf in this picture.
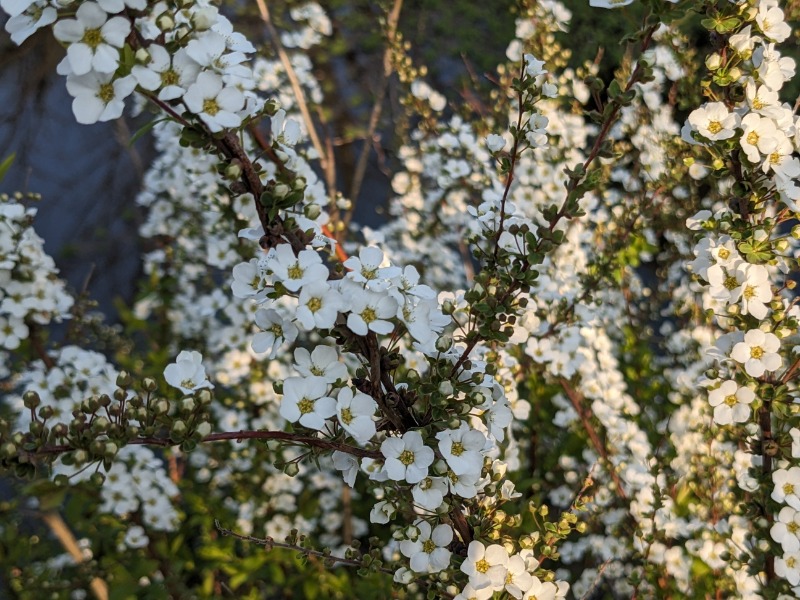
[129,117,168,147]
[0,152,15,183]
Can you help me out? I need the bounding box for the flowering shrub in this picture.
[1,0,800,597]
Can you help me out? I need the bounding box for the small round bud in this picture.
[116,371,132,388]
[23,391,41,409]
[142,378,158,392]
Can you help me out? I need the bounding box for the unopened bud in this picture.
[157,14,174,31]
[705,53,722,71]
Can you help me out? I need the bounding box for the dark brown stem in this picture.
[23,430,381,460]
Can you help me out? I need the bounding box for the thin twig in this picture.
[255,0,332,196]
[40,512,109,600]
[344,0,404,233]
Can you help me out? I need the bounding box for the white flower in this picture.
[740,113,779,164]
[132,46,201,101]
[523,53,546,78]
[344,246,401,290]
[295,281,343,330]
[164,350,213,394]
[65,72,137,124]
[332,450,359,487]
[335,387,376,444]
[400,521,453,573]
[708,380,754,426]
[0,315,28,350]
[775,551,800,586]
[521,578,558,600]
[687,102,739,141]
[773,468,800,510]
[231,258,267,300]
[461,541,508,591]
[280,376,336,430]
[271,109,302,146]
[486,134,506,152]
[436,424,485,476]
[53,3,130,76]
[6,6,58,45]
[267,244,329,293]
[411,476,448,510]
[756,5,791,43]
[730,329,782,378]
[293,345,347,383]
[381,430,434,484]
[183,71,244,132]
[369,499,396,524]
[771,506,800,552]
[346,288,398,336]
[504,553,534,599]
[252,308,299,358]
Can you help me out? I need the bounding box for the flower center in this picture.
[770,152,782,165]
[753,97,765,110]
[97,83,115,103]
[361,307,377,324]
[747,131,759,145]
[298,397,314,414]
[203,98,220,116]
[724,394,738,407]
[743,285,757,299]
[422,539,436,554]
[340,407,353,424]
[475,558,490,573]
[717,248,730,260]
[287,263,304,280]
[707,120,723,134]
[181,378,195,389]
[81,28,103,49]
[724,275,739,290]
[784,483,795,495]
[750,346,764,359]
[398,449,415,466]
[270,324,283,336]
[789,521,799,534]
[307,297,322,313]
[161,69,180,86]
[360,267,378,280]
[451,441,465,456]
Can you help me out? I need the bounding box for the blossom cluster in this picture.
[0,198,73,359]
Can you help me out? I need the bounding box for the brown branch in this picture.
[24,430,381,460]
[558,379,627,501]
[255,0,331,193]
[40,512,108,600]
[344,0,404,231]
[215,520,395,574]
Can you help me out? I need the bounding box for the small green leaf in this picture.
[0,152,16,183]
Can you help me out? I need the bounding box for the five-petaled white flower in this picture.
[460,541,508,591]
[399,521,453,574]
[280,376,336,430]
[730,329,782,378]
[164,350,214,394]
[183,70,245,132]
[381,430,434,484]
[335,387,377,444]
[53,3,130,76]
[707,380,754,426]
[687,102,740,141]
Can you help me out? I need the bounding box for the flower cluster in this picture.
[0,197,73,358]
